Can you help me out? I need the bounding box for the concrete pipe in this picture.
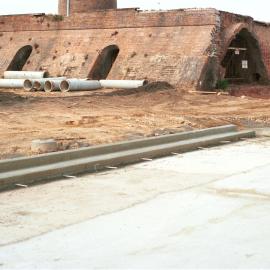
[23,78,66,91]
[60,79,101,92]
[33,77,66,91]
[44,79,65,92]
[23,79,33,91]
[99,80,148,89]
[31,139,58,154]
[0,79,25,88]
[4,71,49,79]
[33,81,45,91]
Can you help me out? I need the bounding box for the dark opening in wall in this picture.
[7,45,33,71]
[89,45,119,80]
[222,29,268,84]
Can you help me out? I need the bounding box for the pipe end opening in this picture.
[33,81,42,91]
[44,81,53,92]
[23,79,33,91]
[143,80,148,86]
[44,71,50,78]
[60,80,70,92]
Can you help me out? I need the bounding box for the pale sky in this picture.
[0,0,269,22]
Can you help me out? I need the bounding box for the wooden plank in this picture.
[228,47,247,51]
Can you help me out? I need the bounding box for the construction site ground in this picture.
[0,84,270,159]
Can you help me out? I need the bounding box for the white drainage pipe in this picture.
[100,80,148,89]
[33,81,44,91]
[0,79,25,88]
[33,78,66,91]
[44,79,66,92]
[60,79,101,92]
[4,71,49,79]
[23,78,66,91]
[23,79,33,91]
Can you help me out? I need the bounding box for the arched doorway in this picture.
[7,45,33,71]
[89,45,119,80]
[222,29,267,84]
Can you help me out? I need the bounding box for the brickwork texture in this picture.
[0,3,269,89]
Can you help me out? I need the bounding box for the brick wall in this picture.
[253,23,270,78]
[0,8,218,88]
[0,9,218,32]
[0,25,214,86]
[1,8,270,89]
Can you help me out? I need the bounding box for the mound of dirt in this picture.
[98,81,175,97]
[139,81,174,92]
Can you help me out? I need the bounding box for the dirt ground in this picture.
[0,84,270,159]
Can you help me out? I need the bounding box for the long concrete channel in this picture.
[0,125,255,191]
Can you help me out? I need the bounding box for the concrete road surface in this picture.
[0,137,270,269]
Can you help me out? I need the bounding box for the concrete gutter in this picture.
[0,125,255,191]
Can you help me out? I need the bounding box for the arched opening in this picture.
[222,29,268,84]
[7,45,33,71]
[89,45,119,80]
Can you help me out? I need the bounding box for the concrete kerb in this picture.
[0,126,256,191]
[0,125,237,173]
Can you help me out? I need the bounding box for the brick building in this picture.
[0,0,269,89]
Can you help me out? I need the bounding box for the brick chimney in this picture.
[59,0,117,16]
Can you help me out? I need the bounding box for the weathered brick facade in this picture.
[0,2,269,89]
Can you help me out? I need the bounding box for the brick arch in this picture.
[221,27,268,83]
[7,45,33,71]
[221,23,254,60]
[88,45,120,80]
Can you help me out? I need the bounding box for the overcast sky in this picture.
[0,0,269,22]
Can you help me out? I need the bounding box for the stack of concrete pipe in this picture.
[0,71,48,89]
[24,79,147,92]
[24,77,66,91]
[0,70,148,92]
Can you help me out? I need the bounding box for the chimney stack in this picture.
[58,0,117,16]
